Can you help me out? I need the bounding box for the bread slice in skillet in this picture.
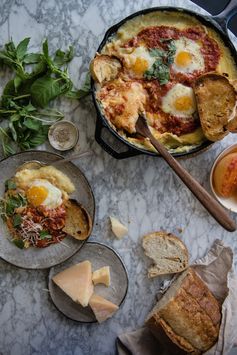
[142,232,189,277]
[194,73,236,141]
[90,54,121,84]
[63,199,92,240]
[227,78,237,132]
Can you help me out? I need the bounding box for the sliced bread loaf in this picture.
[146,267,221,354]
[142,232,189,277]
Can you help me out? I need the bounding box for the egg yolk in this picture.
[27,186,48,206]
[174,96,193,112]
[175,51,192,67]
[132,58,149,74]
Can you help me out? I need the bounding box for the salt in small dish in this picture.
[48,120,79,151]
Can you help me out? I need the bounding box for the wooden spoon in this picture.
[135,115,236,232]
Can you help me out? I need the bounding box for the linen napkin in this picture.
[117,239,237,355]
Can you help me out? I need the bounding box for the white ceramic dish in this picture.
[210,144,237,213]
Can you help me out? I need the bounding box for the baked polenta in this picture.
[92,11,237,153]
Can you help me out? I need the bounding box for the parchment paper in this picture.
[117,240,237,355]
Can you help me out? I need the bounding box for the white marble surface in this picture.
[0,0,237,354]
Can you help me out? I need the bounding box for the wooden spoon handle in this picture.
[149,135,236,232]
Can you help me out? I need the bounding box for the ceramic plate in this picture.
[48,242,129,322]
[0,150,95,269]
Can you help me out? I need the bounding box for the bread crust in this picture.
[147,315,200,354]
[90,54,121,84]
[142,231,189,277]
[146,268,221,353]
[194,73,236,141]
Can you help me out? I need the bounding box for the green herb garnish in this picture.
[12,239,24,249]
[144,40,176,85]
[39,230,52,239]
[12,213,22,227]
[5,193,27,216]
[0,38,91,156]
[5,179,17,190]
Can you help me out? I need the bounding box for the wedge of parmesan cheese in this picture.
[89,294,119,323]
[92,266,111,287]
[110,216,128,239]
[52,260,93,307]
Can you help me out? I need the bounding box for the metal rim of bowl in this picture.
[210,144,237,213]
[48,241,129,323]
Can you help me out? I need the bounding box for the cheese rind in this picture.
[89,294,119,323]
[52,260,93,307]
[110,216,128,239]
[92,266,111,287]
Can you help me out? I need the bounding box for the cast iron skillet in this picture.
[91,0,237,159]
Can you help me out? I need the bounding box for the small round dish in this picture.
[48,120,79,151]
[210,144,237,213]
[48,241,129,322]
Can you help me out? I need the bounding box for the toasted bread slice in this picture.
[63,199,92,240]
[142,232,189,277]
[194,73,236,141]
[227,79,237,132]
[90,54,121,84]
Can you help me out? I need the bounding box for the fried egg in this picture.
[161,83,196,118]
[26,179,62,208]
[172,38,205,74]
[122,46,156,76]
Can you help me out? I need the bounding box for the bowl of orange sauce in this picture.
[210,144,237,213]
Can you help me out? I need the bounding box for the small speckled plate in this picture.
[210,144,237,213]
[48,241,129,322]
[0,151,95,269]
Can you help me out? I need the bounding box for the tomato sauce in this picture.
[110,25,221,137]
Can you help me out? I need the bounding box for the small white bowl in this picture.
[210,144,237,213]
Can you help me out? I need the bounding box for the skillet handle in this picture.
[95,117,141,159]
[213,0,237,32]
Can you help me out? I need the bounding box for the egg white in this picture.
[172,37,205,74]
[122,46,156,76]
[161,83,196,118]
[28,179,62,209]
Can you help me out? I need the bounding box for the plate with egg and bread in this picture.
[0,150,95,269]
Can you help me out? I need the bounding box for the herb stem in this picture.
[24,114,63,123]
[13,94,31,101]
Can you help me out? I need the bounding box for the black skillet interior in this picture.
[92,2,237,159]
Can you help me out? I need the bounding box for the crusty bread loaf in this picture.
[146,268,221,354]
[63,199,92,240]
[90,54,121,84]
[194,73,236,141]
[142,232,189,277]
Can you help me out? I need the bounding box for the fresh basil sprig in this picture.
[4,193,27,216]
[0,38,91,156]
[144,40,176,85]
